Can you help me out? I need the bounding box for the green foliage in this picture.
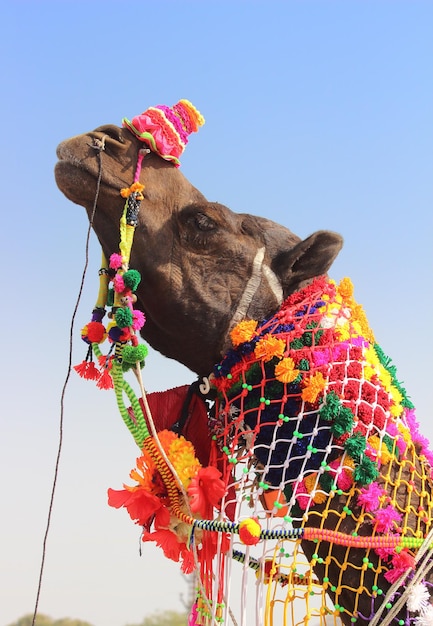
[126,610,188,626]
[6,616,94,626]
[8,610,188,626]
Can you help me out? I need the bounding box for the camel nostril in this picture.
[87,136,107,152]
[93,124,125,143]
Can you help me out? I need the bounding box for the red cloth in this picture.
[128,385,212,467]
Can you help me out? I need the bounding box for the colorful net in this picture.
[100,274,433,625]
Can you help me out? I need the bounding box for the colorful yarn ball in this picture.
[132,310,146,331]
[115,307,133,329]
[81,321,106,344]
[123,269,141,291]
[239,518,261,545]
[122,344,148,365]
[109,253,123,270]
[113,274,126,293]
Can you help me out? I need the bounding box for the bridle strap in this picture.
[228,246,283,331]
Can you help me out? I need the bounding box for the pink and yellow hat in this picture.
[122,99,205,167]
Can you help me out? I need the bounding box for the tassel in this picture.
[74,360,89,378]
[86,361,100,381]
[74,345,95,379]
[97,368,114,390]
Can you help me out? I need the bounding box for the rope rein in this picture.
[31,137,107,626]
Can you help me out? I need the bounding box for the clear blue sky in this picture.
[1,2,432,625]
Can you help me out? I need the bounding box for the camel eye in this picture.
[195,212,216,231]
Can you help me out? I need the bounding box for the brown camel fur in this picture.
[55,121,433,626]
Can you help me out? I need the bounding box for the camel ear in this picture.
[272,231,343,296]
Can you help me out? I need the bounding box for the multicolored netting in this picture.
[105,275,433,626]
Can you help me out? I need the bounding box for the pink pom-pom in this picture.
[384,549,415,583]
[109,253,123,269]
[132,309,146,330]
[357,482,384,512]
[336,468,353,491]
[373,505,402,533]
[113,274,125,293]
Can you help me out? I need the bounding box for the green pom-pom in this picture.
[319,391,341,421]
[331,406,354,437]
[122,344,148,364]
[298,358,310,371]
[344,432,366,463]
[115,307,133,328]
[290,338,304,350]
[123,269,141,291]
[319,472,334,492]
[353,457,379,486]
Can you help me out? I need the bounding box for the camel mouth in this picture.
[55,141,125,204]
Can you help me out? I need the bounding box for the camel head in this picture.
[55,100,343,375]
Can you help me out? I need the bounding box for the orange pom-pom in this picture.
[239,517,261,545]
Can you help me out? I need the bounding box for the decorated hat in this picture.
[122,99,205,167]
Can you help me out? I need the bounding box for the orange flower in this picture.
[130,430,201,494]
[274,357,300,383]
[301,372,327,403]
[120,181,145,199]
[254,334,285,362]
[230,319,258,347]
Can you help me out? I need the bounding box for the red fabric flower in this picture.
[188,466,226,517]
[141,528,185,562]
[107,487,170,527]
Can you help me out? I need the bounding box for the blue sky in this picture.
[1,2,432,625]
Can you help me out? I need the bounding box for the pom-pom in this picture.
[407,582,430,613]
[115,307,133,329]
[109,253,123,269]
[239,517,261,545]
[86,321,106,344]
[123,269,141,291]
[384,549,416,583]
[108,326,123,342]
[353,456,379,485]
[132,309,146,330]
[357,482,384,512]
[373,505,402,533]
[414,604,433,625]
[122,344,148,364]
[113,274,125,293]
[344,432,366,462]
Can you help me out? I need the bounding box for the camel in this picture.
[55,101,433,626]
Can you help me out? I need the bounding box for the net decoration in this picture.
[79,255,433,624]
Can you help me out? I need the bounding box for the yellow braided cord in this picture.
[141,437,185,517]
[95,251,109,309]
[119,214,135,267]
